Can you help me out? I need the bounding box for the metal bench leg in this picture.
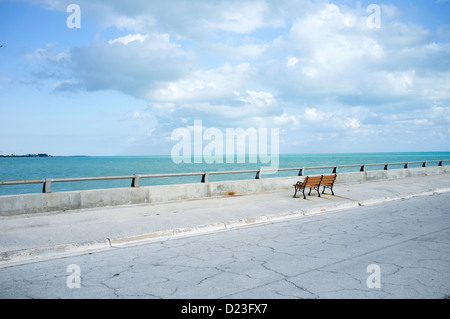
[322,186,334,195]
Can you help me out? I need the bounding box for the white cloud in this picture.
[273,112,300,129]
[235,90,276,108]
[304,107,325,122]
[258,2,450,112]
[108,33,148,45]
[26,0,294,36]
[21,0,450,153]
[65,32,196,97]
[147,63,252,103]
[286,56,298,68]
[345,117,361,129]
[203,42,268,60]
[26,44,70,62]
[203,1,277,34]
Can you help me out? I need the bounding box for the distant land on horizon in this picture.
[0,153,53,158]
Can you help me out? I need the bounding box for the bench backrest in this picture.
[321,174,336,186]
[304,175,322,187]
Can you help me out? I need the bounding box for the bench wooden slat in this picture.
[320,174,336,195]
[321,175,336,186]
[304,176,321,187]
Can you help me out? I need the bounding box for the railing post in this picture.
[384,164,388,170]
[422,161,427,167]
[255,169,262,179]
[360,164,365,172]
[332,166,338,174]
[298,167,304,176]
[439,161,443,166]
[201,172,208,183]
[404,162,409,169]
[43,178,52,193]
[131,174,140,188]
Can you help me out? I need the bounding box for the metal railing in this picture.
[0,159,449,194]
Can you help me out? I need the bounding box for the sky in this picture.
[0,0,449,156]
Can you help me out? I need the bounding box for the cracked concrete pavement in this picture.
[0,174,449,299]
[1,173,450,266]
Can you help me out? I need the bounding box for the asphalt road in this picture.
[1,191,449,299]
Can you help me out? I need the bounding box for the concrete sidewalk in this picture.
[1,173,450,266]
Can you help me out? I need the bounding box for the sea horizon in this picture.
[3,150,450,157]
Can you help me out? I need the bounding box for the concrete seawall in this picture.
[1,165,449,216]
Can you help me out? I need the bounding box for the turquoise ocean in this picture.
[1,152,449,196]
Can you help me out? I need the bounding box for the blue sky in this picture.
[0,0,449,156]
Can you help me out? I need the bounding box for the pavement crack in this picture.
[284,278,320,298]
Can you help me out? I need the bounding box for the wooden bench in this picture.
[320,174,336,195]
[293,175,322,199]
[293,174,337,199]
